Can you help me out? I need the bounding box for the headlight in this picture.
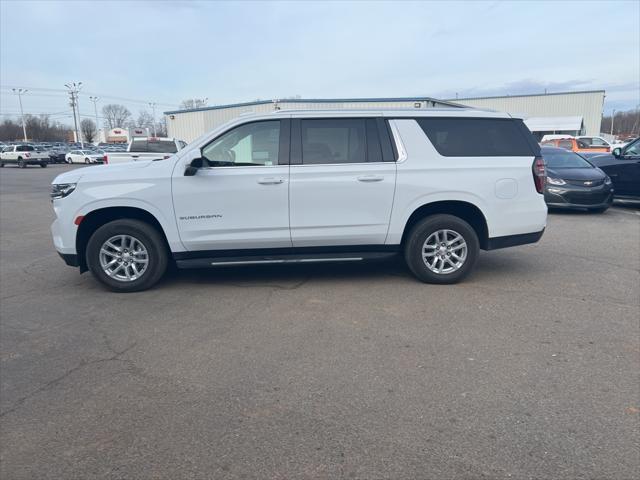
[546,177,566,186]
[604,176,612,185]
[51,183,76,200]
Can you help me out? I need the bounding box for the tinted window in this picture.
[202,121,280,167]
[416,118,534,157]
[17,145,34,152]
[301,119,366,164]
[147,140,178,154]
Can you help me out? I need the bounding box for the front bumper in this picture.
[544,184,614,209]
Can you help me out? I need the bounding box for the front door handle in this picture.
[357,175,384,182]
[257,177,284,185]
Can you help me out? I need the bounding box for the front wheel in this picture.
[85,158,91,164]
[67,157,73,164]
[18,157,26,168]
[404,214,479,284]
[86,219,168,292]
[40,162,47,168]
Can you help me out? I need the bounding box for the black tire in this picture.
[85,158,90,164]
[18,157,26,168]
[404,214,479,284]
[0,162,4,168]
[590,206,609,213]
[86,219,168,292]
[40,162,47,168]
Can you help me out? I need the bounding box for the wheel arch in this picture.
[400,200,489,250]
[76,206,170,272]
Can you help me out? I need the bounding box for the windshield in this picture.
[543,149,593,168]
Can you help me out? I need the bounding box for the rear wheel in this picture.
[67,157,73,164]
[18,157,26,168]
[404,214,479,284]
[85,157,90,164]
[40,162,47,168]
[86,219,168,292]
[0,162,4,167]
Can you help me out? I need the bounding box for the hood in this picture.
[547,166,606,181]
[51,160,154,185]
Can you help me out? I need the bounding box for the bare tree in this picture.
[102,104,132,129]
[0,116,71,142]
[81,119,97,143]
[136,110,154,128]
[600,108,640,137]
[180,98,207,110]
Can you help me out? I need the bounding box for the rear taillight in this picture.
[532,156,546,194]
[104,155,108,164]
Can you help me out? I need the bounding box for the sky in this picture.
[1,0,638,127]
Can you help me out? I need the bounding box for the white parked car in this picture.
[1,144,50,168]
[65,149,106,164]
[50,109,547,292]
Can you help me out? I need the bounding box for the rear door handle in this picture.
[257,177,284,185]
[357,175,384,182]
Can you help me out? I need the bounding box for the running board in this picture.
[175,251,397,269]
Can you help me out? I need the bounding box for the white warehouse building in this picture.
[449,90,606,139]
[164,90,606,143]
[164,97,460,142]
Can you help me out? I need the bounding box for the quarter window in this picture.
[202,121,280,167]
[417,118,534,157]
[301,119,366,164]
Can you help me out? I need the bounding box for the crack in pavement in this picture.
[0,342,137,419]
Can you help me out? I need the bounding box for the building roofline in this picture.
[163,96,462,115]
[446,89,606,102]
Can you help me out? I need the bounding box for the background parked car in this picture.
[575,136,611,152]
[587,138,640,200]
[540,146,613,212]
[541,137,610,154]
[65,149,106,164]
[0,144,49,168]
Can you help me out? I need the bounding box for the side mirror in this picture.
[612,147,622,158]
[184,157,204,176]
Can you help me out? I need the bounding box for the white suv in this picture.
[50,109,547,292]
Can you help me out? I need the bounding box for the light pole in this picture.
[148,102,157,136]
[89,96,100,143]
[65,82,83,146]
[611,109,616,136]
[11,88,28,141]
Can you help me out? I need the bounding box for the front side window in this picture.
[591,137,607,146]
[416,118,534,157]
[301,119,366,164]
[202,121,280,167]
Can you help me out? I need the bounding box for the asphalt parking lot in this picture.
[1,164,638,480]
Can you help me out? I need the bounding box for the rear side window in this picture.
[558,140,573,150]
[301,119,366,164]
[416,118,534,157]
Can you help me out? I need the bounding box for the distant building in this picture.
[163,90,606,142]
[164,97,460,142]
[448,90,605,140]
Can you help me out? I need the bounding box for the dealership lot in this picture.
[1,165,638,479]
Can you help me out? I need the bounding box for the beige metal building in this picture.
[165,90,606,142]
[448,90,605,139]
[164,97,460,142]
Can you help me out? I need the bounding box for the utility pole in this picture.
[65,82,83,146]
[11,88,28,141]
[89,96,100,143]
[610,109,616,136]
[148,102,157,137]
